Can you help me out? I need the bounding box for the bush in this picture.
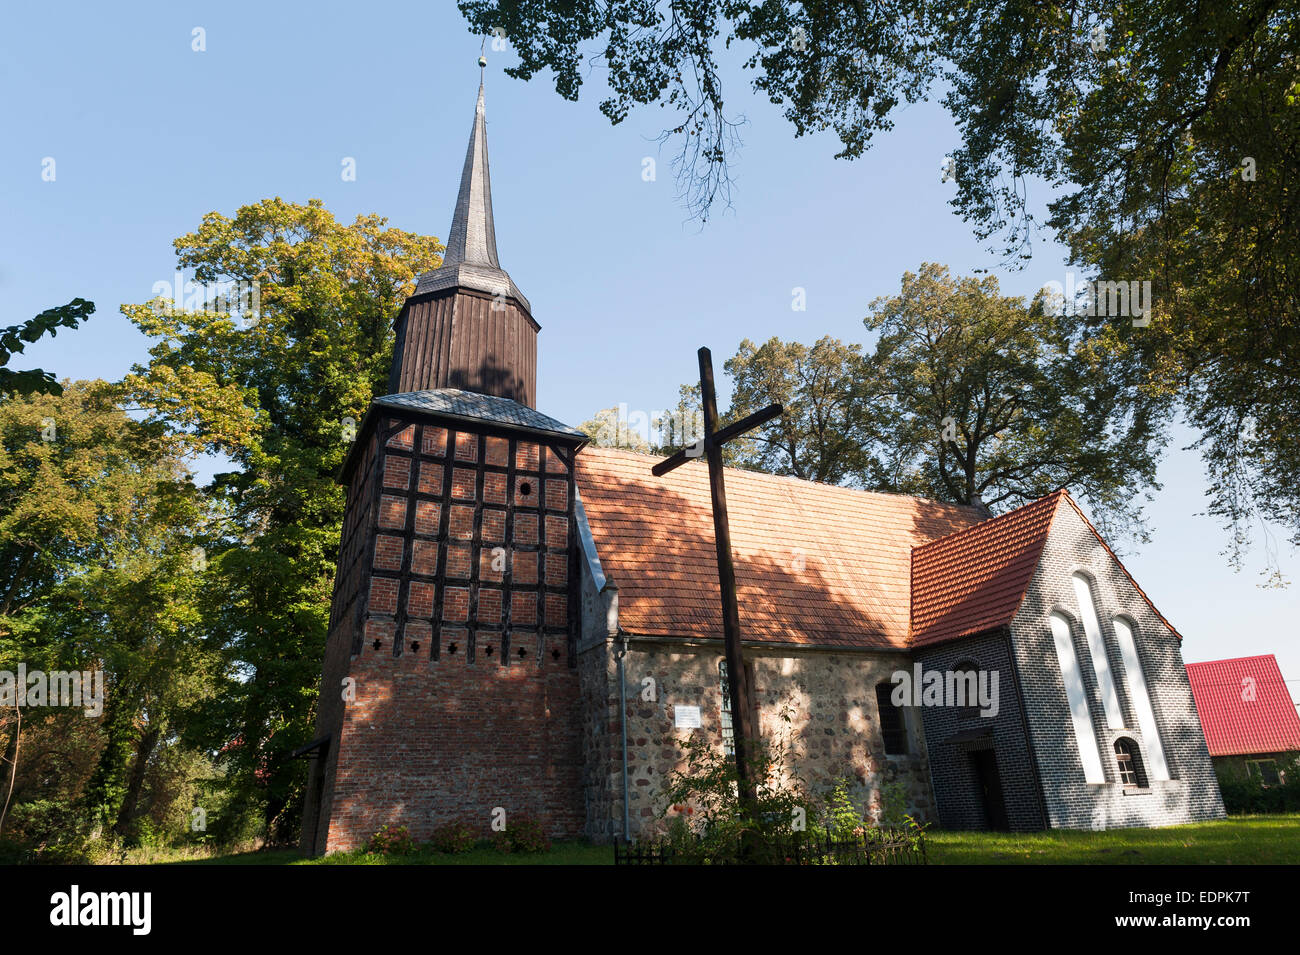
[429,820,478,854]
[490,814,551,853]
[1217,757,1300,814]
[366,824,416,855]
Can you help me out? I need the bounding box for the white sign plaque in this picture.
[674,705,702,729]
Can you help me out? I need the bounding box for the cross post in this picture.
[652,346,782,812]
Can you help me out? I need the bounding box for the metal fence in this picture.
[614,829,927,866]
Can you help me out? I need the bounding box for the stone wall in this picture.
[578,636,935,841]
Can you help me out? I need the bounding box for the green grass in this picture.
[160,840,614,866]
[152,815,1300,865]
[925,814,1300,864]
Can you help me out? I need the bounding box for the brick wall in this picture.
[915,632,1047,831]
[306,413,586,853]
[1009,498,1226,829]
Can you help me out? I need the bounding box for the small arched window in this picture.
[952,660,981,720]
[1114,737,1147,788]
[875,682,909,755]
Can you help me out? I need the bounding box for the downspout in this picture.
[615,630,631,842]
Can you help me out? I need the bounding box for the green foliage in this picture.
[577,407,652,452]
[461,0,1300,569]
[659,730,816,863]
[724,337,872,483]
[0,299,94,397]
[490,814,551,854]
[1217,757,1300,814]
[818,776,864,840]
[878,779,911,829]
[367,824,417,855]
[0,380,220,850]
[119,198,443,843]
[865,264,1165,542]
[429,820,479,854]
[682,265,1164,544]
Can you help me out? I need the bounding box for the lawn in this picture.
[158,815,1299,865]
[926,814,1300,865]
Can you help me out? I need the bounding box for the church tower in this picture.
[299,72,587,855]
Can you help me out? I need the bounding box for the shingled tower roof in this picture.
[389,72,540,407]
[412,80,530,312]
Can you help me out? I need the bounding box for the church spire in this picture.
[412,72,530,313]
[392,64,539,407]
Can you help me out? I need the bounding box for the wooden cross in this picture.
[652,346,782,808]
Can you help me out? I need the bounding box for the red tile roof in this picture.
[909,489,1182,648]
[910,491,1065,648]
[1185,655,1300,757]
[576,449,1179,653]
[575,447,981,649]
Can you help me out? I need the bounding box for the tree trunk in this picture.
[112,724,160,838]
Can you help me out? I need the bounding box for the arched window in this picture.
[1071,573,1125,728]
[718,660,735,757]
[952,660,981,719]
[1114,738,1147,788]
[875,682,909,755]
[1112,617,1171,781]
[1049,613,1106,783]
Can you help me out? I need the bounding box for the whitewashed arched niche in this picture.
[1070,571,1125,729]
[1112,615,1171,781]
[1048,611,1106,784]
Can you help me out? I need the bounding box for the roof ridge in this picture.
[580,445,982,514]
[916,487,1069,550]
[1187,653,1279,668]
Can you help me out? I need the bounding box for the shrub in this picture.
[490,814,551,853]
[366,824,416,855]
[429,820,478,854]
[1217,757,1300,814]
[819,777,865,840]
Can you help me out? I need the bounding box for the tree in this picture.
[0,300,94,396]
[459,0,1299,565]
[0,380,214,845]
[577,407,652,452]
[723,336,873,484]
[863,264,1167,543]
[119,198,443,842]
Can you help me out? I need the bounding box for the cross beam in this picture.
[651,346,782,810]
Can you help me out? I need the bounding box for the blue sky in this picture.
[3,1,1297,690]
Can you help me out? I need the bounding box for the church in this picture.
[297,78,1226,855]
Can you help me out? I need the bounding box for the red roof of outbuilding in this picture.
[1186,655,1300,757]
